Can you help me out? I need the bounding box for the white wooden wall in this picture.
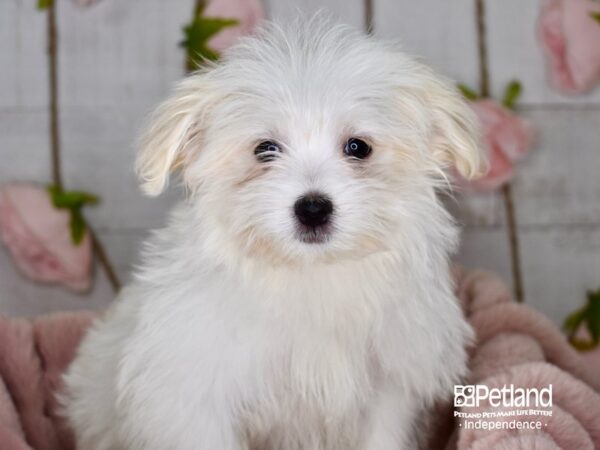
[1,0,599,324]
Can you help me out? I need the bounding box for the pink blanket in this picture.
[0,270,598,449]
[0,313,95,450]
[450,269,600,450]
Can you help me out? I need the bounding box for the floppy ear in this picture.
[424,76,484,179]
[136,74,217,196]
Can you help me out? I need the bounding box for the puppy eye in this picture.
[254,140,282,162]
[344,138,372,160]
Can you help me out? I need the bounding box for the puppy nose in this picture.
[294,193,334,227]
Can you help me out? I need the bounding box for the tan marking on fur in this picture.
[236,165,269,187]
[236,227,297,267]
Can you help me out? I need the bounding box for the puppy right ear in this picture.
[136,74,216,196]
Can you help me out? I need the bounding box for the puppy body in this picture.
[63,18,478,450]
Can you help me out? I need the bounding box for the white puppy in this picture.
[63,16,480,450]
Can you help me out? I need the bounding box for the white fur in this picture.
[62,16,480,450]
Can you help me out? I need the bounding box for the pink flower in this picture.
[0,184,92,292]
[461,100,535,191]
[204,0,264,53]
[538,0,600,94]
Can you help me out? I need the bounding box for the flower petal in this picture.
[538,0,600,94]
[0,184,92,292]
[204,0,265,53]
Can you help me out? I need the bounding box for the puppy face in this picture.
[136,19,481,265]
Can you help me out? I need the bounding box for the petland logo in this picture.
[454,384,553,408]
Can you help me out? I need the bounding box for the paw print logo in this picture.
[454,385,476,407]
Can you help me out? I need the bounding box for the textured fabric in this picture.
[451,268,600,450]
[0,313,95,450]
[0,270,598,449]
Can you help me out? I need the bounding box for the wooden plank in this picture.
[458,225,600,326]
[265,0,365,29]
[486,0,600,106]
[459,224,600,326]
[374,0,479,89]
[52,0,204,230]
[0,111,50,184]
[57,0,194,108]
[0,107,175,236]
[456,226,513,289]
[520,226,600,325]
[0,0,48,109]
[59,107,180,230]
[446,191,503,227]
[512,108,600,226]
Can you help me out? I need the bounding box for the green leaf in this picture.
[590,12,600,25]
[180,5,238,71]
[46,185,98,245]
[69,208,87,245]
[570,338,597,351]
[47,185,99,209]
[563,306,587,334]
[502,80,522,110]
[457,84,479,101]
[37,0,53,10]
[586,289,600,344]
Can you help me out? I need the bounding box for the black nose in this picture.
[294,193,334,228]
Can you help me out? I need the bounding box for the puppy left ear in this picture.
[136,74,218,196]
[424,77,483,179]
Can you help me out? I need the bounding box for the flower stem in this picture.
[501,184,524,303]
[47,0,61,190]
[364,0,374,35]
[475,0,490,98]
[475,0,524,302]
[45,1,120,293]
[90,228,121,292]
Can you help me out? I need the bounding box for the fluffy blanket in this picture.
[0,270,598,450]
[448,269,600,450]
[0,312,95,450]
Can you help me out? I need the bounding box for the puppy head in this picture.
[136,17,481,265]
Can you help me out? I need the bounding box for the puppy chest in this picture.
[252,329,376,420]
